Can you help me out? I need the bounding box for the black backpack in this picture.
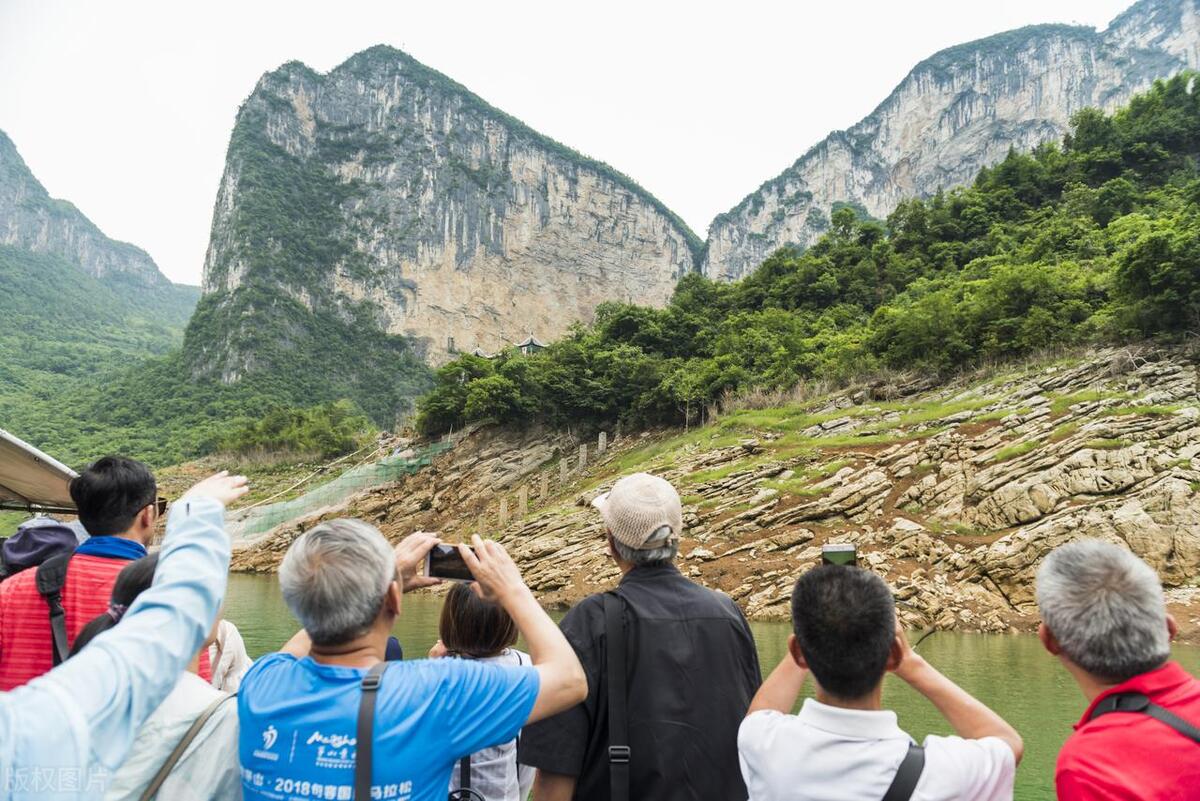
[0,520,78,666]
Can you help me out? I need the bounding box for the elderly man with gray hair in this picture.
[521,472,762,801]
[236,520,587,801]
[1037,539,1200,800]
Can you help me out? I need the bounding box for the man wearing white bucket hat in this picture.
[521,472,762,801]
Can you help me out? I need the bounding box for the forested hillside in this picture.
[0,246,199,452]
[418,74,1200,435]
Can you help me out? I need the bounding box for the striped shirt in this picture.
[0,553,130,690]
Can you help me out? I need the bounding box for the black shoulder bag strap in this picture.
[355,662,389,800]
[1088,691,1200,744]
[459,753,473,792]
[881,743,925,801]
[603,593,630,801]
[35,552,73,666]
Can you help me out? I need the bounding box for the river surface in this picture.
[225,573,1200,801]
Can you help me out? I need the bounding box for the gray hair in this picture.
[610,525,678,566]
[279,519,396,646]
[1036,539,1170,682]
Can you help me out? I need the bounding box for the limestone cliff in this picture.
[0,129,179,290]
[194,45,700,402]
[703,0,1200,281]
[230,345,1200,641]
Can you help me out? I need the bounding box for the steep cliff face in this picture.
[703,0,1200,281]
[0,130,177,289]
[193,46,699,411]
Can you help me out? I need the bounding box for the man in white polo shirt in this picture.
[738,563,1023,801]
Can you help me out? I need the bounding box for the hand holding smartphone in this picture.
[424,543,477,581]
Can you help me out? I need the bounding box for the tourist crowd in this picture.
[0,456,1196,801]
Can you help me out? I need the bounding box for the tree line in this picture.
[416,73,1200,435]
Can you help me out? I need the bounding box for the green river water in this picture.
[224,573,1200,801]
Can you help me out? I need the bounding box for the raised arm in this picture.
[0,472,247,794]
[461,535,587,723]
[748,647,808,715]
[892,626,1024,763]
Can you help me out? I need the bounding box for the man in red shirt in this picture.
[0,456,160,690]
[1037,539,1200,800]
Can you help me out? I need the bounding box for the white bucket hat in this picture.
[591,472,683,550]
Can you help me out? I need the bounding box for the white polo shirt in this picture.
[738,700,1016,801]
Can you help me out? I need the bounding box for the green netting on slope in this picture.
[228,441,453,541]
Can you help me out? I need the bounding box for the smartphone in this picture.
[425,543,476,582]
[821,543,857,566]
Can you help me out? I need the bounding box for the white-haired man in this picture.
[237,521,586,801]
[521,472,762,801]
[1037,539,1200,800]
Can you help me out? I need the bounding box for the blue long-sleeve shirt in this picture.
[0,496,230,800]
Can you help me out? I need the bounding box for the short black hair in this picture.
[68,456,157,537]
[791,565,896,700]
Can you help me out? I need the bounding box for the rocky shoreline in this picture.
[231,346,1200,643]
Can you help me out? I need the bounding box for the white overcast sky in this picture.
[0,0,1133,286]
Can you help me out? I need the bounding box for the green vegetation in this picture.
[418,75,1200,436]
[216,400,376,458]
[928,518,989,537]
[5,97,431,467]
[993,440,1040,462]
[181,100,433,427]
[1107,404,1180,416]
[0,245,202,464]
[1050,390,1127,415]
[1049,422,1080,442]
[1085,438,1130,450]
[761,480,829,498]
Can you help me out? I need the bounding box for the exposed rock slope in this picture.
[0,129,182,291]
[231,345,1200,641]
[196,44,699,398]
[703,0,1200,281]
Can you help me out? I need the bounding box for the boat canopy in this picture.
[0,429,77,513]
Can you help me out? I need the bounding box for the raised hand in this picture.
[394,531,442,591]
[459,534,529,604]
[890,618,929,683]
[179,471,250,507]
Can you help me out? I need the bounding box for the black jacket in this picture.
[519,563,762,801]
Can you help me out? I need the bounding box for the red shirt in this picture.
[1056,661,1200,800]
[0,553,212,690]
[0,553,129,690]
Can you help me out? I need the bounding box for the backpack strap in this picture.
[1088,691,1200,744]
[460,753,472,791]
[881,743,925,801]
[138,692,235,801]
[355,662,388,800]
[35,552,72,666]
[603,593,630,801]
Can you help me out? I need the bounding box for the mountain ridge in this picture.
[702,0,1200,281]
[192,41,698,420]
[0,129,194,292]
